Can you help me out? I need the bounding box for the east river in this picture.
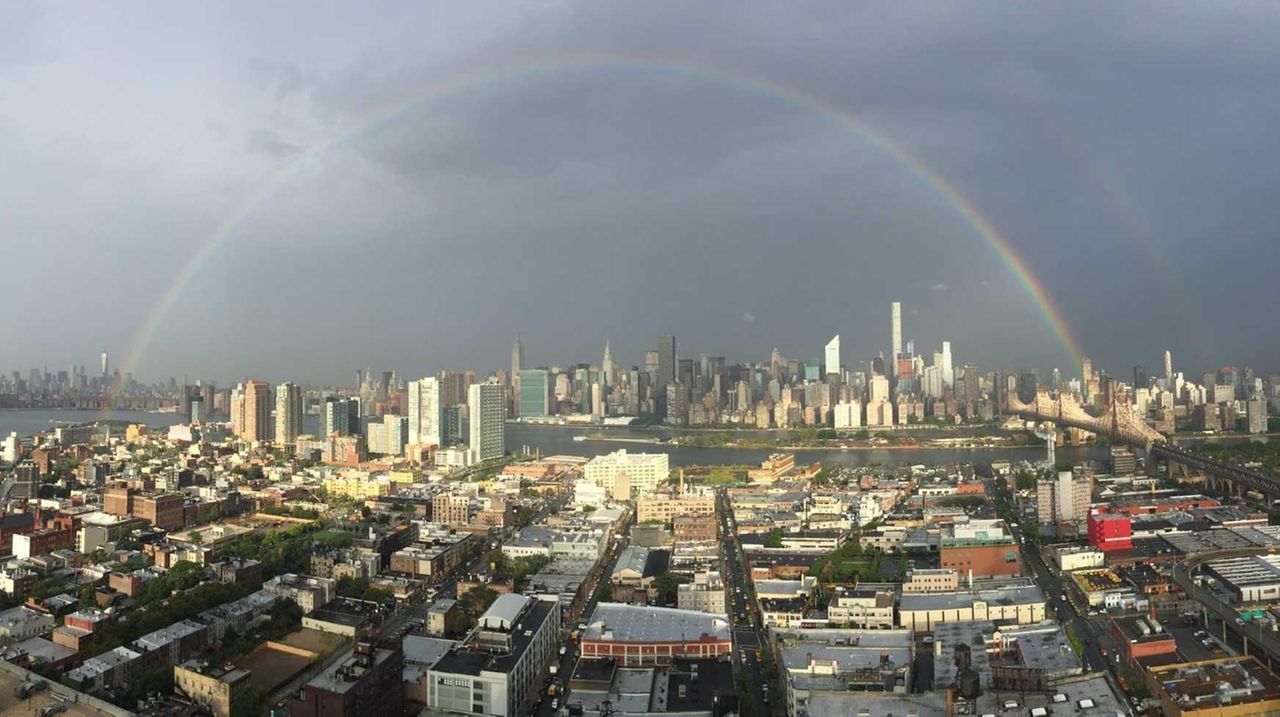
[0,409,1111,469]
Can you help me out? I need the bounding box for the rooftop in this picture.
[307,598,384,628]
[177,659,251,684]
[899,583,1045,612]
[583,603,730,644]
[1114,614,1175,643]
[307,644,399,694]
[432,597,556,676]
[1152,657,1280,710]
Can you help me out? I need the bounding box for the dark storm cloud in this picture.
[1,1,1278,384]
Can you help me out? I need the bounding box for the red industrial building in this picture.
[579,604,732,666]
[1087,511,1134,552]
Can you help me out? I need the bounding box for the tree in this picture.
[457,586,499,618]
[231,686,265,717]
[653,572,684,606]
[763,529,784,549]
[166,561,205,591]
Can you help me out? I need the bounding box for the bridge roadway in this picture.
[1010,408,1159,451]
[1150,443,1280,499]
[1172,547,1280,670]
[1013,399,1280,498]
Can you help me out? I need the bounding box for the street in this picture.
[534,498,632,716]
[718,489,771,717]
[997,479,1120,687]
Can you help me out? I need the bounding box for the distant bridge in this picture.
[1007,389,1167,450]
[1009,389,1280,499]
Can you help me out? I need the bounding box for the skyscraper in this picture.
[890,302,902,362]
[961,364,981,403]
[1164,350,1173,384]
[602,340,616,388]
[940,341,953,387]
[324,396,359,437]
[518,369,550,417]
[824,335,841,379]
[240,380,271,442]
[469,379,506,463]
[510,337,524,417]
[100,351,109,379]
[656,336,676,390]
[230,383,245,436]
[511,337,525,377]
[408,378,443,447]
[275,382,303,446]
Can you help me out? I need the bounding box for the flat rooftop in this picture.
[1114,614,1176,644]
[0,666,119,717]
[432,598,556,676]
[899,583,1045,612]
[1152,657,1280,710]
[583,603,730,643]
[805,692,948,717]
[307,645,398,694]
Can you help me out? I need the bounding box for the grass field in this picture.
[691,465,748,485]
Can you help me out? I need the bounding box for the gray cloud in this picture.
[0,1,1277,384]
[246,129,302,158]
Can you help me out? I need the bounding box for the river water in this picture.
[0,409,185,439]
[503,422,1109,468]
[0,409,1110,469]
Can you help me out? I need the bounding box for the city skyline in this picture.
[4,4,1280,381]
[0,324,1217,391]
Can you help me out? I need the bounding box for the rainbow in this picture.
[116,53,1084,389]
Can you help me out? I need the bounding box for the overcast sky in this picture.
[2,2,1277,386]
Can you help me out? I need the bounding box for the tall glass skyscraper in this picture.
[518,369,550,417]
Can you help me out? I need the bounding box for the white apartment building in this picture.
[833,400,862,429]
[584,450,669,501]
[827,589,896,629]
[677,571,727,614]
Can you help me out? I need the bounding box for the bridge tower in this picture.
[1033,424,1057,468]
